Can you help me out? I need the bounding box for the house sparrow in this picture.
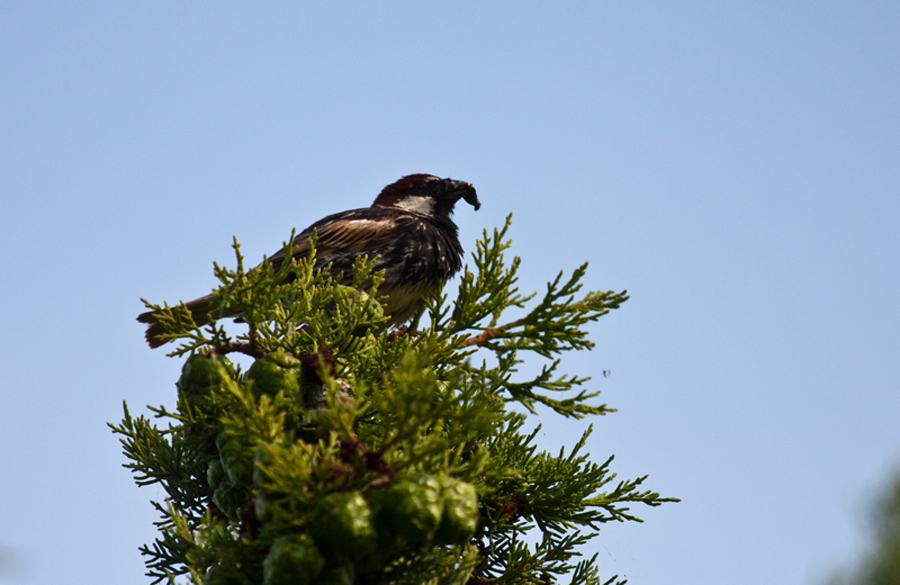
[138,174,481,348]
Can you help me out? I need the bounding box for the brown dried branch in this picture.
[459,328,498,348]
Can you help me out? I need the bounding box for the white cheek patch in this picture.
[394,195,435,216]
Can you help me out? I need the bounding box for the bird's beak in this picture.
[453,181,481,211]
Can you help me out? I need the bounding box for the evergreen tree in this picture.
[112,216,677,585]
[829,470,900,585]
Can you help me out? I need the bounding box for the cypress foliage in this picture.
[112,215,676,585]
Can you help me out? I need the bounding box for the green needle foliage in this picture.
[112,215,677,585]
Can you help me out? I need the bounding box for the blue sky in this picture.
[1,2,898,584]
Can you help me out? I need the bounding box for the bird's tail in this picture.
[137,294,235,348]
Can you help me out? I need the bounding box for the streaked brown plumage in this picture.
[137,174,480,348]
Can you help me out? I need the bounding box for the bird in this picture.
[137,174,481,348]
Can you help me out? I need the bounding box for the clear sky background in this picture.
[1,2,898,584]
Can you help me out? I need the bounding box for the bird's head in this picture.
[373,174,481,221]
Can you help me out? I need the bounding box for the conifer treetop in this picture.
[113,215,676,585]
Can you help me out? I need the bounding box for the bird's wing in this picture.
[267,208,412,276]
